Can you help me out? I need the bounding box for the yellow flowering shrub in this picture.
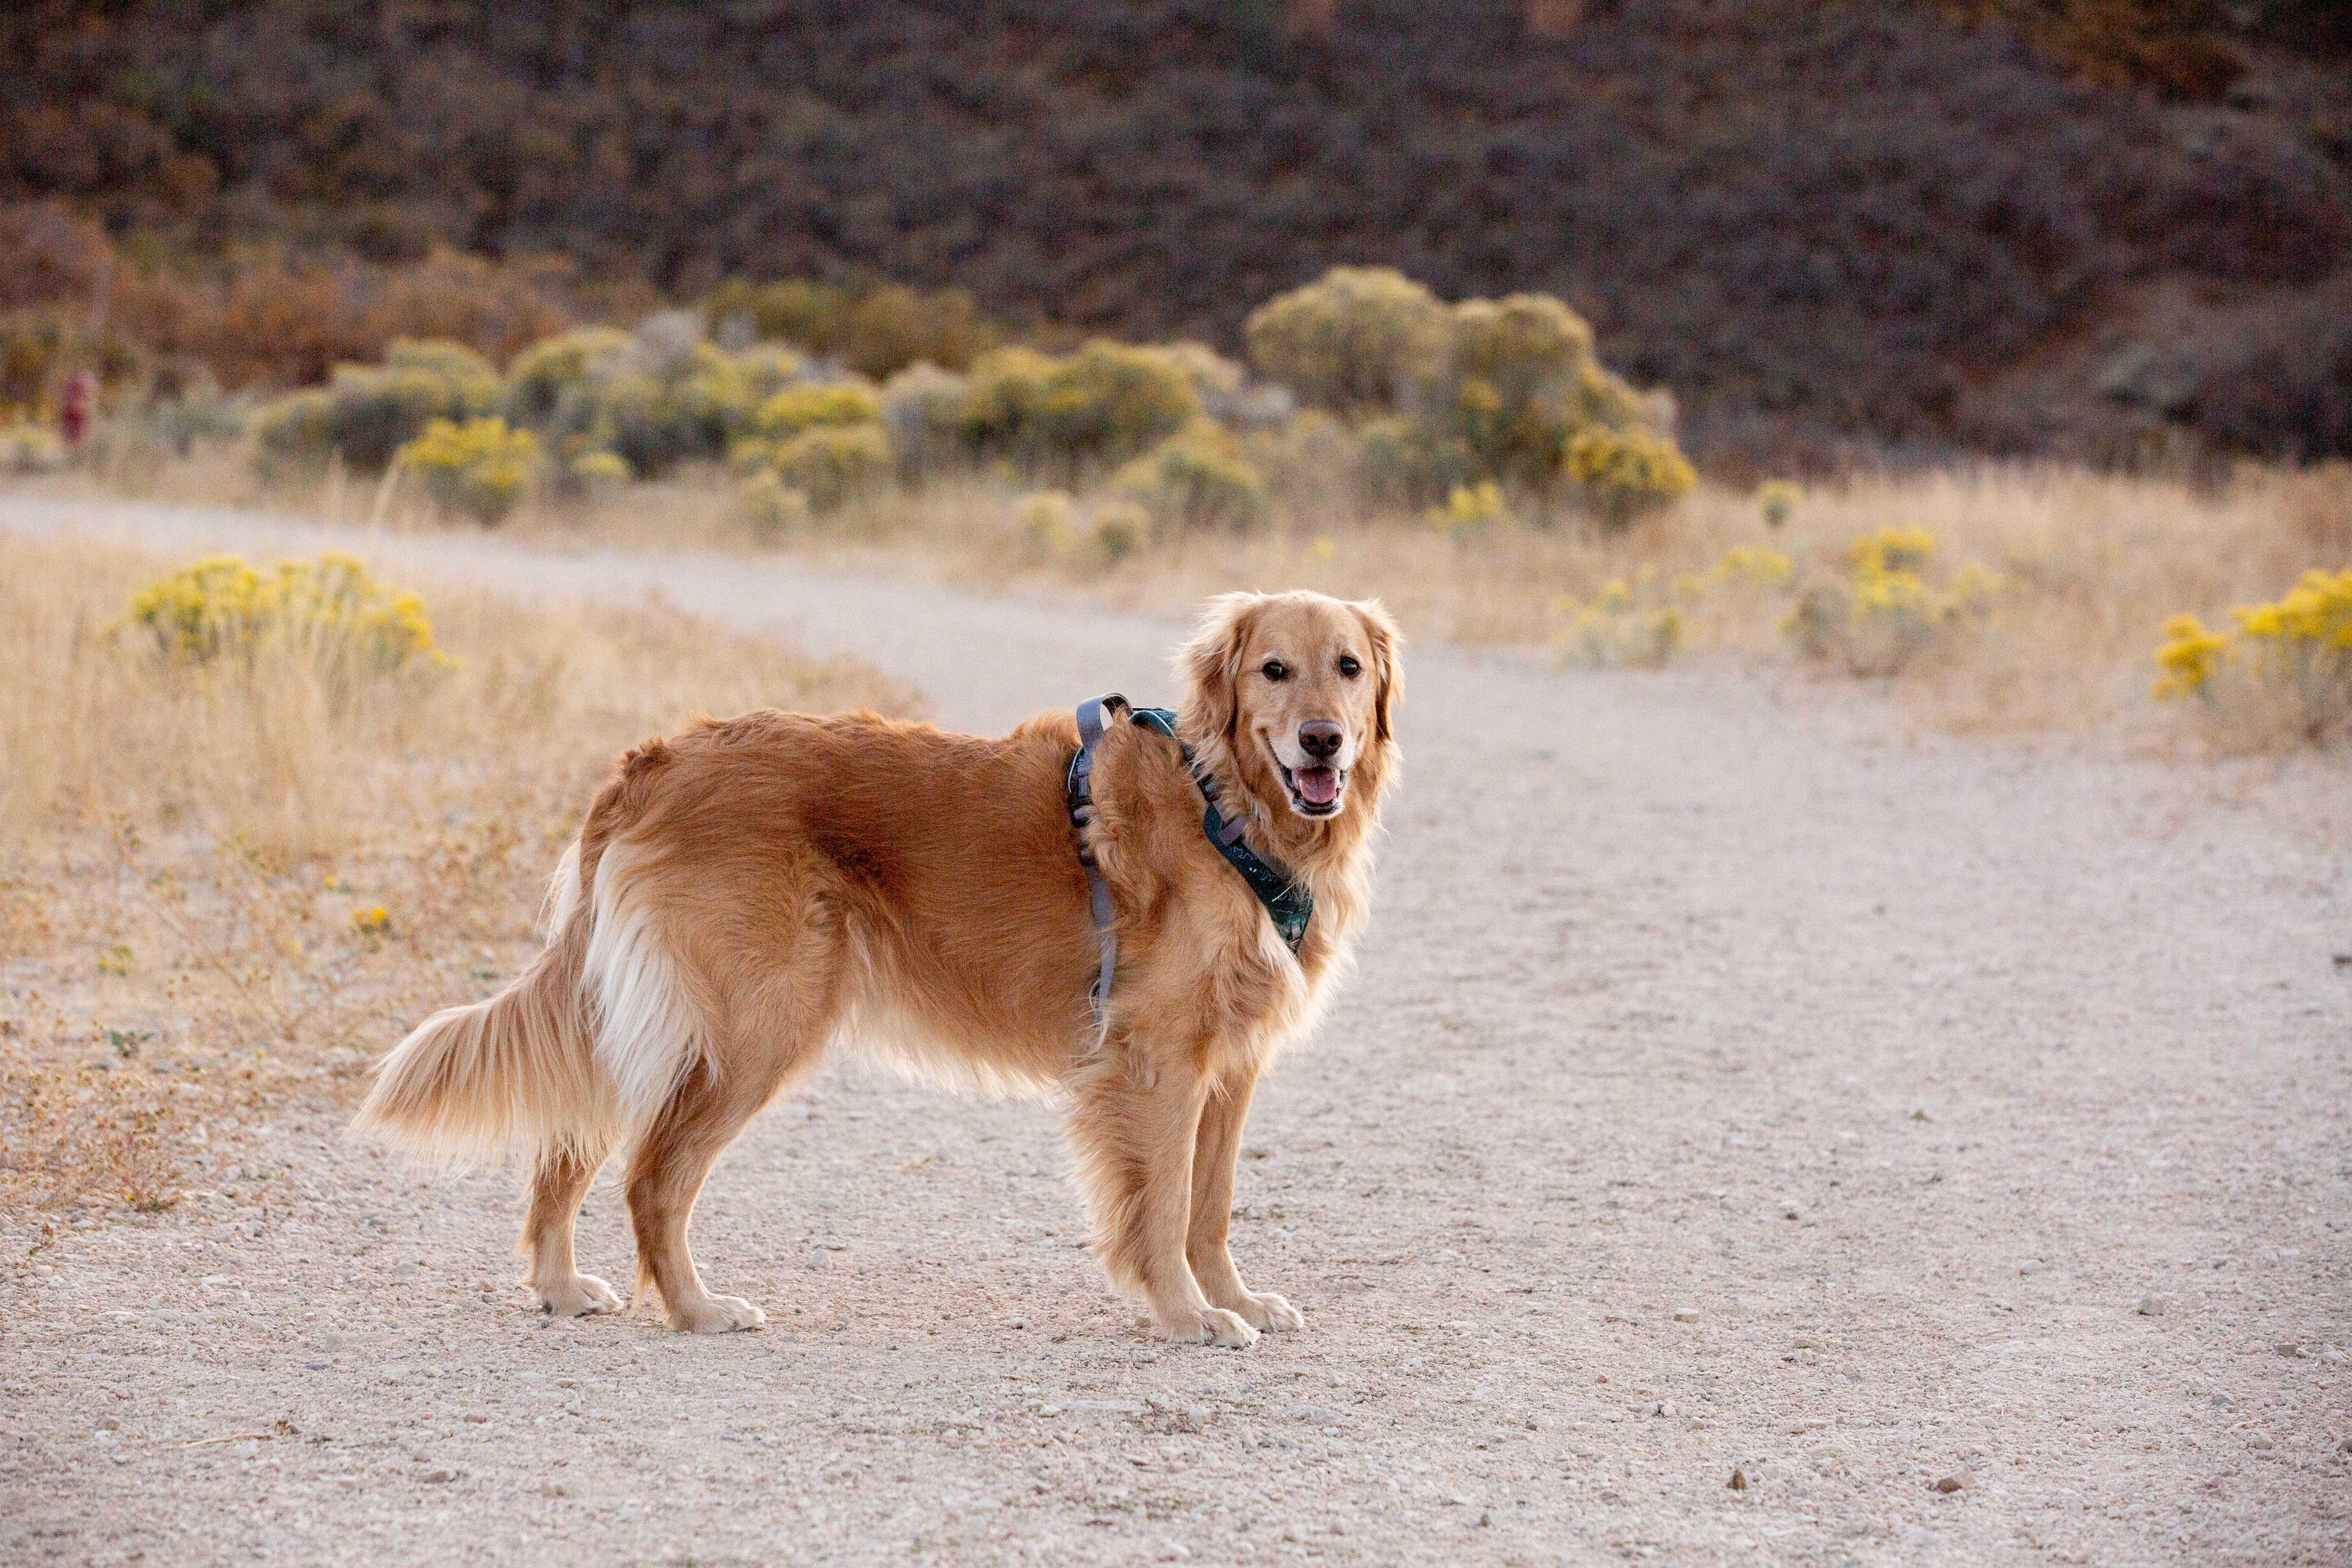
[124,553,448,692]
[2155,568,2352,742]
[2151,613,2230,698]
[1424,480,1517,533]
[1784,527,1998,677]
[753,382,884,440]
[395,416,542,524]
[1566,427,1698,524]
[1698,543,1793,591]
[1555,573,1682,668]
[1848,525,1938,573]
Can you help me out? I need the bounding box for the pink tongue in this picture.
[1296,766,1341,805]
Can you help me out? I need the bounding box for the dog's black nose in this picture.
[1297,720,1343,762]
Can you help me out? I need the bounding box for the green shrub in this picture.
[1756,479,1803,529]
[1037,340,1200,470]
[498,324,799,478]
[765,423,892,512]
[558,448,631,501]
[879,362,968,481]
[1114,420,1268,534]
[1355,413,1473,508]
[706,278,998,378]
[395,416,543,524]
[500,328,635,428]
[954,346,1059,461]
[1244,266,1448,415]
[736,470,812,539]
[0,420,67,473]
[1090,500,1149,563]
[1249,267,1695,508]
[1016,489,1080,560]
[1439,294,1594,485]
[253,337,496,472]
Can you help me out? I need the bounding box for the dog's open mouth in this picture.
[1280,764,1345,816]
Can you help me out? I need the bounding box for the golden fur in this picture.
[354,591,1402,1344]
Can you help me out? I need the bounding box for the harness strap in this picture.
[1067,694,1311,1035]
[1068,697,1123,1032]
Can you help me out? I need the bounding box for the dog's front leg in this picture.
[1067,1047,1259,1348]
[1187,1068,1305,1333]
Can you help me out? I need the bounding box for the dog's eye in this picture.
[1260,659,1288,682]
[1337,655,1362,679]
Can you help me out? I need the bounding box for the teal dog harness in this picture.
[1066,695,1313,1028]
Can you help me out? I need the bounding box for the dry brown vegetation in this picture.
[316,457,2347,748]
[38,437,2352,753]
[0,530,914,1224]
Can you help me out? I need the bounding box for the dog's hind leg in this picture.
[1186,1068,1304,1333]
[1067,1044,1258,1349]
[520,1139,621,1317]
[622,1053,797,1333]
[622,953,838,1334]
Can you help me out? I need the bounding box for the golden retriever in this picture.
[355,590,1400,1346]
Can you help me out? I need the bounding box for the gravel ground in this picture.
[3,497,2349,1566]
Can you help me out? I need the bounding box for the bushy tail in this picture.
[353,843,619,1166]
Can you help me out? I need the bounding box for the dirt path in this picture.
[4,496,2349,1566]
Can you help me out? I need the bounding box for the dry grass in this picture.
[0,530,915,1222]
[505,459,2352,747]
[33,446,2352,751]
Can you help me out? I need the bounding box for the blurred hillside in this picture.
[3,0,2349,469]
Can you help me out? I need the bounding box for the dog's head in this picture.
[1177,591,1401,825]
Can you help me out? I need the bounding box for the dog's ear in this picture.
[1177,592,1260,744]
[1353,598,1403,744]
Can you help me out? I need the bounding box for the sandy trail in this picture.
[3,496,2348,1566]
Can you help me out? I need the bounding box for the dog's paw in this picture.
[533,1273,624,1318]
[1153,1306,1260,1349]
[667,1294,767,1334]
[1229,1291,1304,1332]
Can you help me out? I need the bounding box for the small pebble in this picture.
[421,1468,458,1484]
[1672,1307,1701,1323]
[1181,1406,1208,1432]
[2017,1260,2041,1276]
[1727,1467,1747,1490]
[2247,1430,2275,1450]
[2137,1293,2172,1318]
[1932,1472,1969,1494]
